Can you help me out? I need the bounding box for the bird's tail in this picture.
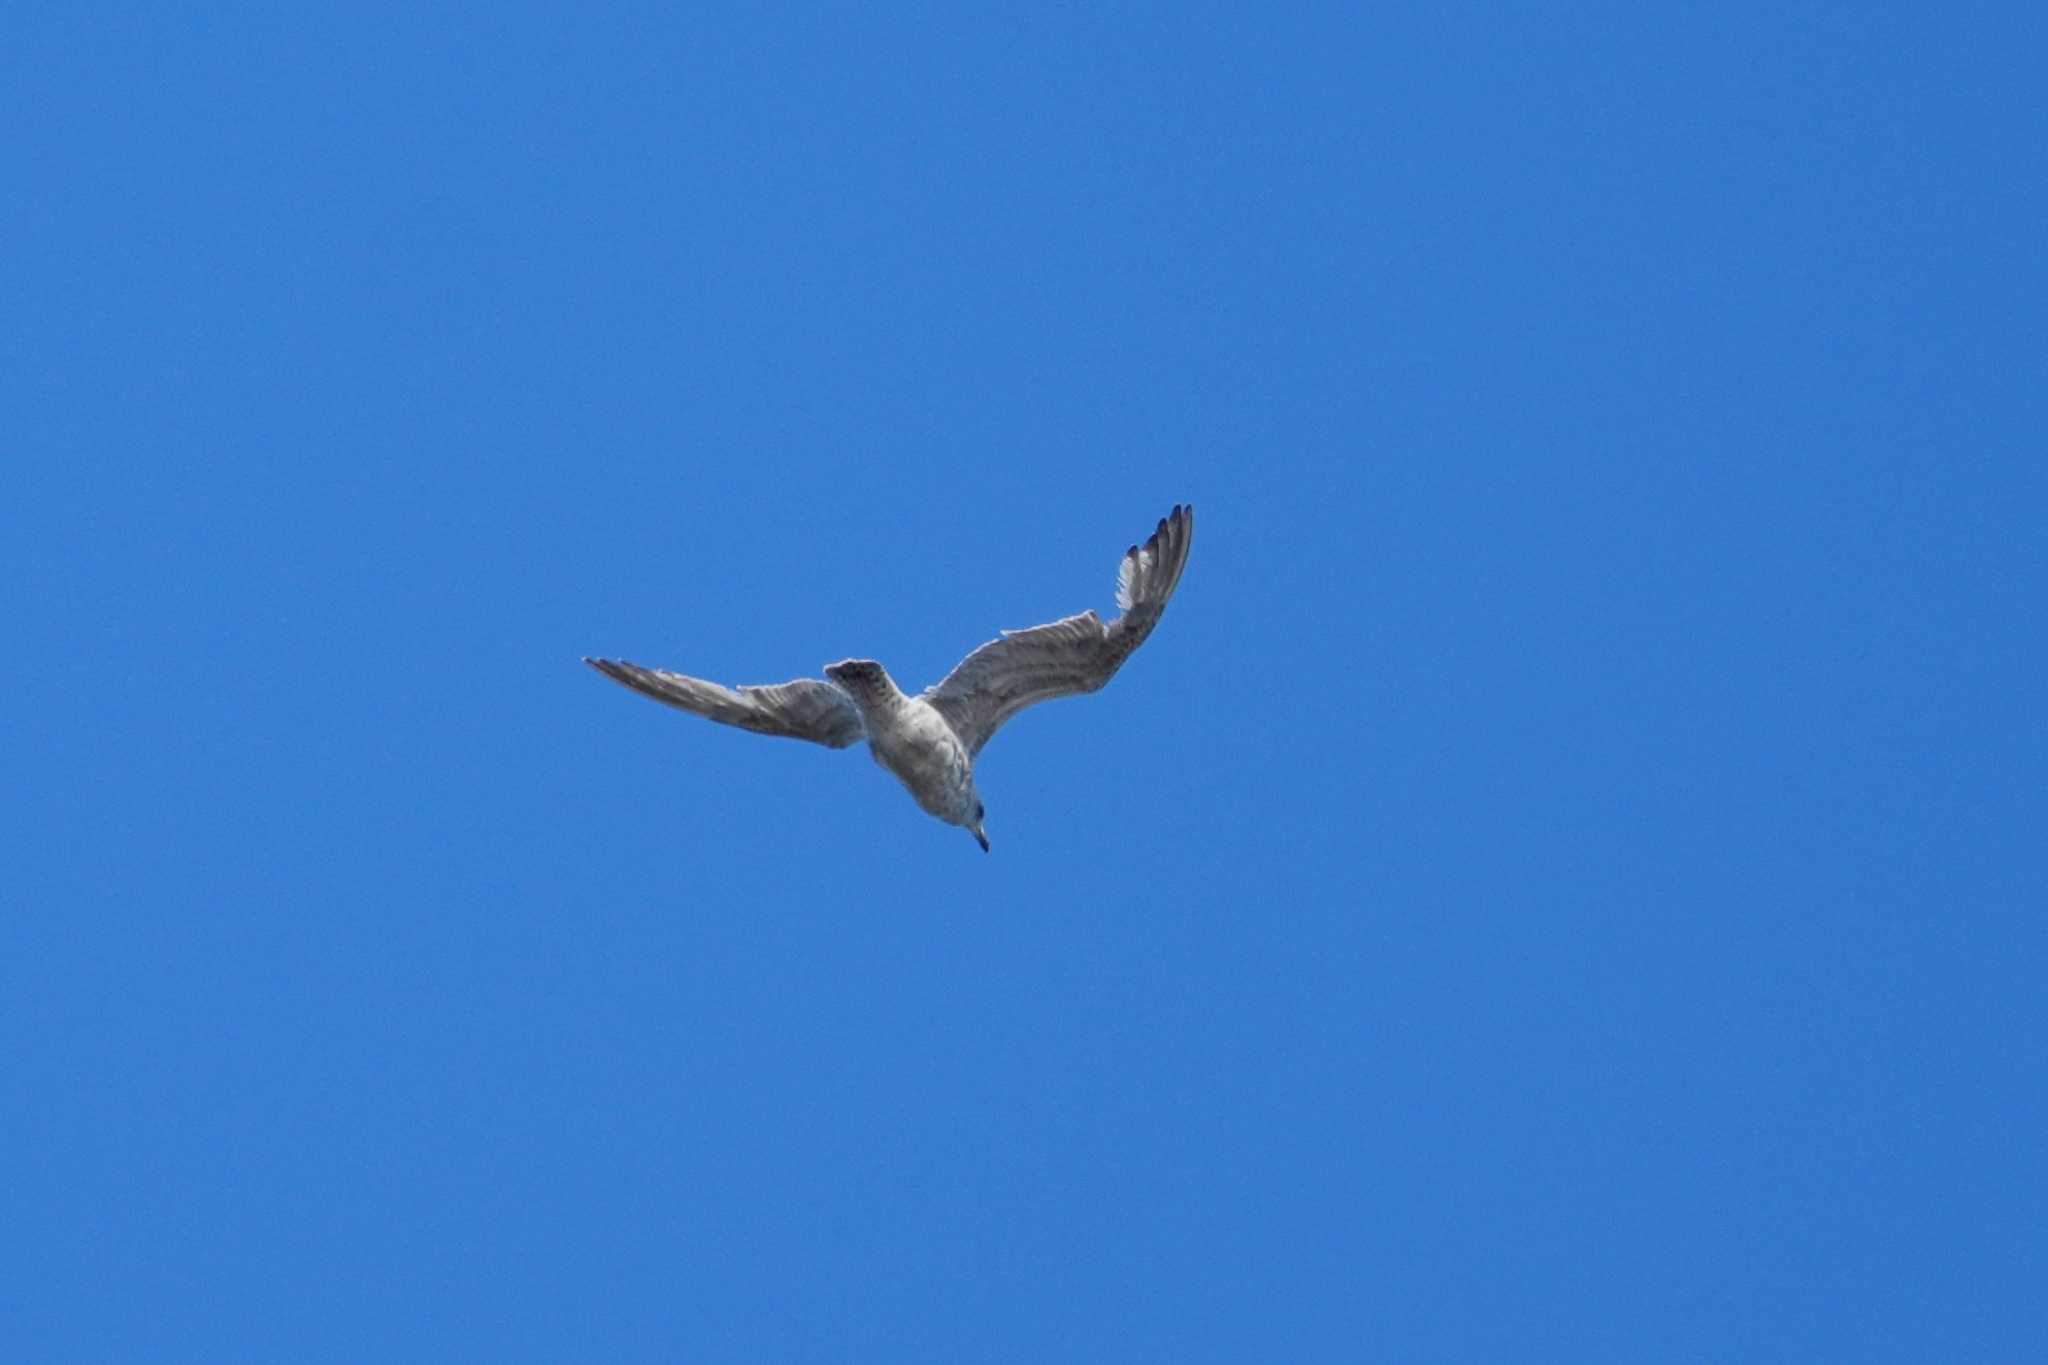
[823,658,901,706]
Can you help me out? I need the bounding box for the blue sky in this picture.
[5,4,2042,1360]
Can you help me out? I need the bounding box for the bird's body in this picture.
[586,503,1193,851]
[823,658,981,829]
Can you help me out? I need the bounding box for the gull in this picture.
[585,503,1194,852]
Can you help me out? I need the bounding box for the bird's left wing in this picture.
[584,658,865,748]
[923,503,1193,757]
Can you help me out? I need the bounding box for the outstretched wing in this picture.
[584,658,865,749]
[923,503,1193,756]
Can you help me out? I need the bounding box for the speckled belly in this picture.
[868,708,975,823]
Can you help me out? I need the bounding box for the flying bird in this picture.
[585,503,1194,851]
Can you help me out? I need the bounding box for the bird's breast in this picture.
[866,701,976,822]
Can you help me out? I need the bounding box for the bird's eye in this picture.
[975,803,985,819]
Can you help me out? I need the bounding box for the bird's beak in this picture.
[973,826,990,853]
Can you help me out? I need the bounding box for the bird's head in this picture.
[970,801,989,853]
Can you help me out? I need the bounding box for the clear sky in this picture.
[6,4,2042,1360]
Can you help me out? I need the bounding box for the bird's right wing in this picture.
[923,503,1193,756]
[584,658,865,749]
